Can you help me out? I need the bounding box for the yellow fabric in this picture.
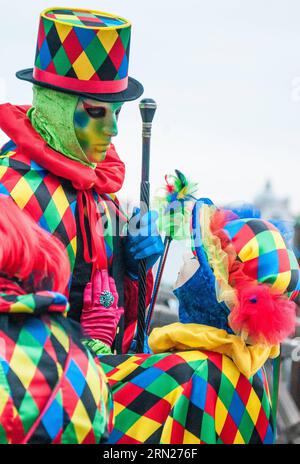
[148,322,279,378]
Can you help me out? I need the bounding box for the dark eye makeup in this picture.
[84,106,106,119]
[82,101,122,119]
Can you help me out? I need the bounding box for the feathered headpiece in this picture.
[155,170,198,240]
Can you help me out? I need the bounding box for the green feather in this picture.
[154,170,198,240]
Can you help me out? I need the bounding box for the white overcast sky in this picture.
[1,0,300,282]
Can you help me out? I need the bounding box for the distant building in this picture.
[254,180,293,220]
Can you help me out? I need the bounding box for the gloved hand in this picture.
[123,208,164,280]
[81,269,124,348]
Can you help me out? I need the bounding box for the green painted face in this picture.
[74,98,123,163]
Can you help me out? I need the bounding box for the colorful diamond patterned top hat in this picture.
[16,7,143,102]
[191,199,300,345]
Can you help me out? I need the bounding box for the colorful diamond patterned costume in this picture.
[0,289,112,444]
[95,199,300,444]
[0,104,153,354]
[0,6,289,445]
[99,349,274,444]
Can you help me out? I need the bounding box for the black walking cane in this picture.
[136,98,157,353]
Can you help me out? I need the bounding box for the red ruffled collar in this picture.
[0,103,125,193]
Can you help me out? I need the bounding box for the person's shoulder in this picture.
[0,141,29,167]
[0,142,46,175]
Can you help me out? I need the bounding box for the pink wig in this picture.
[0,195,70,294]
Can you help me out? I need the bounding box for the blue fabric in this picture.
[191,199,216,279]
[269,219,295,248]
[223,219,246,240]
[124,208,164,280]
[225,203,261,219]
[183,198,233,330]
[173,264,233,333]
[1,140,16,153]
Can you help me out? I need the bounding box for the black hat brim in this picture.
[16,68,144,102]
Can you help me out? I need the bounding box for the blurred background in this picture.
[1,0,300,443]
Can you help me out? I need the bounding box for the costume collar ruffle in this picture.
[0,103,125,193]
[0,277,69,315]
[148,322,279,378]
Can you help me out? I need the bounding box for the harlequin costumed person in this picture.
[0,196,111,444]
[0,7,163,355]
[99,196,300,444]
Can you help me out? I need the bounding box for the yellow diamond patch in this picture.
[246,389,261,425]
[272,270,291,293]
[97,29,118,53]
[126,415,161,441]
[73,51,96,80]
[10,177,33,209]
[215,397,228,436]
[72,399,93,443]
[55,22,72,43]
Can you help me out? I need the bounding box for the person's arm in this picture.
[122,270,154,353]
[121,208,163,353]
